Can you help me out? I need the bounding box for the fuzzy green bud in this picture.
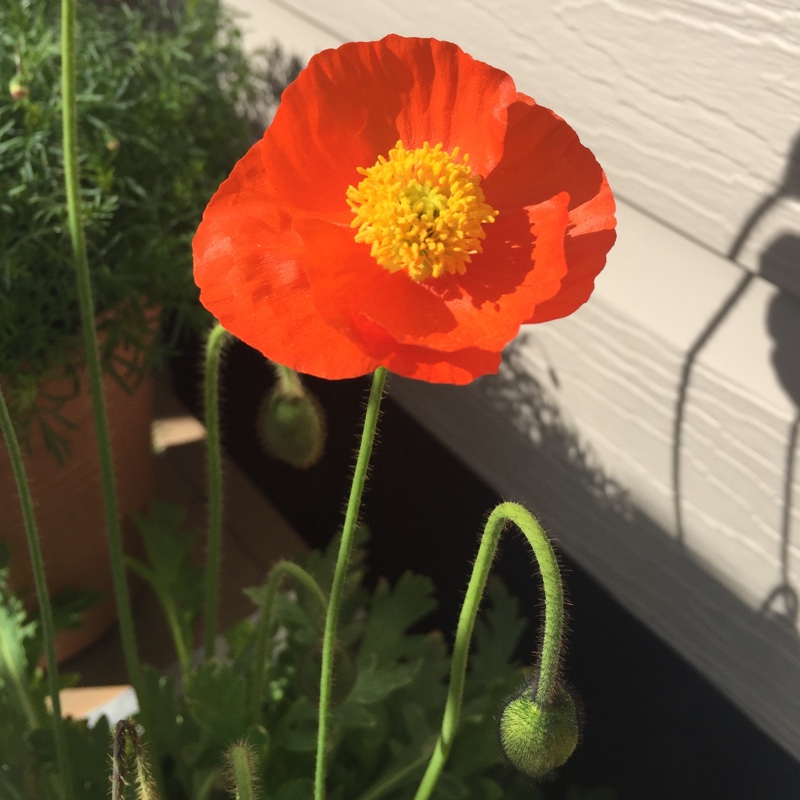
[9,74,28,101]
[256,380,326,469]
[111,720,159,800]
[225,741,261,800]
[498,680,580,778]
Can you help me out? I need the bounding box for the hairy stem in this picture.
[112,721,159,800]
[202,322,230,659]
[314,367,387,800]
[413,502,565,800]
[61,0,142,696]
[272,362,304,397]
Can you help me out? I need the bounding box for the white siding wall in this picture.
[225,0,800,759]
[244,0,800,295]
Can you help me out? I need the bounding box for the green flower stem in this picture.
[249,560,328,721]
[314,367,387,800]
[413,502,565,800]
[61,0,143,701]
[0,386,74,800]
[202,322,230,659]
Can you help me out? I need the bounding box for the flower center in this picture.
[346,141,497,282]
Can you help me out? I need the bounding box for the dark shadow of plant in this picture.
[760,234,800,628]
[670,128,800,619]
[483,331,643,528]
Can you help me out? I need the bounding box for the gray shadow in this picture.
[671,131,800,544]
[760,235,800,628]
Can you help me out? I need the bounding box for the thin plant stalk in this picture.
[413,502,565,800]
[0,387,74,800]
[202,322,230,659]
[314,367,387,800]
[61,0,143,698]
[249,560,328,721]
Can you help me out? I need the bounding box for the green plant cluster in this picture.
[0,0,275,440]
[132,509,531,800]
[0,504,614,800]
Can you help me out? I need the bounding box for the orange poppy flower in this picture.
[193,35,616,385]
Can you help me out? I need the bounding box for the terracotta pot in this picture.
[0,339,156,662]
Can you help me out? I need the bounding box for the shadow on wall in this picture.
[762,235,800,628]
[670,130,800,629]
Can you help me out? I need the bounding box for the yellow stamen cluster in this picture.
[346,141,497,282]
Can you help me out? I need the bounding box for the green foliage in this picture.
[0,546,105,800]
[0,510,616,799]
[0,0,270,444]
[127,500,204,671]
[0,553,47,789]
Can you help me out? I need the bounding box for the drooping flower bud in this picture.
[256,367,326,469]
[498,678,581,778]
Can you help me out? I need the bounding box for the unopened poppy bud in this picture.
[498,679,580,778]
[256,379,326,469]
[9,74,28,101]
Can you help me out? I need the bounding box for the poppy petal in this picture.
[349,313,503,384]
[193,36,616,385]
[193,142,379,379]
[261,36,517,216]
[483,95,607,212]
[524,171,617,323]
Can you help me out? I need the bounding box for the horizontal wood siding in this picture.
[224,0,800,759]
